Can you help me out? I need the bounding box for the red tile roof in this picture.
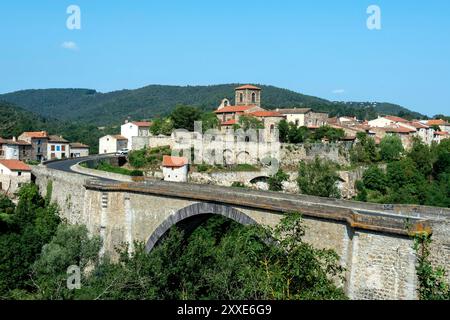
[408,122,429,129]
[162,155,188,168]
[70,142,89,148]
[132,121,152,127]
[48,135,69,143]
[113,135,128,140]
[277,108,312,115]
[215,105,255,114]
[0,138,31,146]
[385,126,416,134]
[427,119,446,126]
[21,131,48,138]
[434,131,449,136]
[248,111,285,118]
[221,119,237,126]
[384,116,409,123]
[0,160,31,171]
[235,85,261,90]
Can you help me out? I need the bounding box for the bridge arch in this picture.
[145,202,258,252]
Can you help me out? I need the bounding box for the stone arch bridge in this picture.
[30,157,450,300]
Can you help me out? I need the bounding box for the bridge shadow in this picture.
[145,203,258,252]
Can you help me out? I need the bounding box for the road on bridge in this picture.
[45,154,117,182]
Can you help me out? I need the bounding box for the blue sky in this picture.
[1,1,449,116]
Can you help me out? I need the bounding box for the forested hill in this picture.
[0,84,425,126]
[0,102,116,153]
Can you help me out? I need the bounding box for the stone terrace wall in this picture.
[281,142,351,167]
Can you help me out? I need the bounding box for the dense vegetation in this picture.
[0,184,60,297]
[0,84,425,126]
[354,135,450,208]
[278,120,345,143]
[0,185,347,300]
[414,233,450,300]
[297,158,342,199]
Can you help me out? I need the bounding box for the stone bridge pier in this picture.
[32,165,450,300]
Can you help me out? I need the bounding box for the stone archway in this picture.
[145,202,258,252]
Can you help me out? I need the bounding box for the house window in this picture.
[37,140,41,145]
[62,145,66,151]
[56,146,61,152]
[51,145,55,151]
[295,120,299,126]
[252,92,256,103]
[18,171,22,176]
[38,147,41,153]
[239,93,243,103]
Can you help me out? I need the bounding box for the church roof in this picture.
[235,85,261,90]
[215,105,256,114]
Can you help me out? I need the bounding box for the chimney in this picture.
[13,137,17,142]
[125,119,129,124]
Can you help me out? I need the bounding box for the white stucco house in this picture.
[70,143,90,158]
[47,135,70,160]
[121,121,152,150]
[162,155,189,183]
[99,135,128,154]
[368,116,409,128]
[0,160,31,194]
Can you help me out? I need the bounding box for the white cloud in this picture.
[61,41,78,50]
[332,89,345,94]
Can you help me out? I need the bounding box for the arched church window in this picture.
[239,93,244,103]
[252,92,256,103]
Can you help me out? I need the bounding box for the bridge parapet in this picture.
[84,179,441,237]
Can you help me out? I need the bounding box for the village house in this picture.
[0,137,32,161]
[433,131,450,144]
[18,131,49,162]
[0,160,31,194]
[69,143,90,158]
[121,121,152,150]
[162,155,189,183]
[368,115,409,128]
[99,135,128,154]
[47,135,70,160]
[275,108,329,128]
[402,121,435,145]
[424,119,450,133]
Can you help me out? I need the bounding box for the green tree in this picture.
[277,120,290,143]
[200,112,220,132]
[31,224,102,300]
[170,105,202,132]
[297,158,341,198]
[362,165,387,194]
[150,117,174,136]
[408,138,433,178]
[380,135,404,161]
[234,115,264,131]
[0,184,60,297]
[268,169,289,191]
[288,125,309,144]
[312,126,345,142]
[350,132,378,164]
